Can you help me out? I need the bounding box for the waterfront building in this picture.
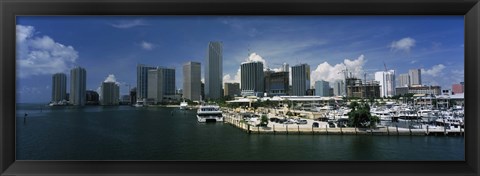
[51,73,67,103]
[183,61,201,101]
[264,70,289,96]
[395,85,441,96]
[408,69,422,86]
[129,87,137,105]
[398,73,410,87]
[70,67,87,106]
[162,67,176,96]
[136,64,156,104]
[346,78,380,99]
[292,64,310,96]
[205,41,223,100]
[224,83,240,97]
[101,82,119,105]
[452,83,464,94]
[241,61,264,96]
[314,80,330,97]
[86,90,99,105]
[147,68,164,104]
[333,80,346,96]
[375,70,396,97]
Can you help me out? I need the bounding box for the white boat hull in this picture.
[197,115,223,122]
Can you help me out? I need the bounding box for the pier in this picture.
[223,115,464,136]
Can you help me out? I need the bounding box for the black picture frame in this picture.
[1,0,479,175]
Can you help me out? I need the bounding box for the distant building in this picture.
[201,82,205,101]
[101,82,119,105]
[224,83,240,97]
[282,63,289,72]
[51,73,67,103]
[306,89,315,96]
[398,73,410,87]
[162,67,176,96]
[129,87,137,105]
[205,41,223,100]
[408,69,421,86]
[147,68,164,104]
[314,80,330,97]
[70,67,87,106]
[86,90,99,105]
[395,85,441,96]
[332,80,346,96]
[375,70,396,97]
[136,64,156,104]
[120,95,130,105]
[346,78,380,99]
[264,70,289,96]
[329,88,334,96]
[452,83,464,94]
[183,61,201,101]
[240,61,264,96]
[292,64,310,96]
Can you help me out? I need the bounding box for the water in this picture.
[16,103,464,160]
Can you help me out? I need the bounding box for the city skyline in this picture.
[16,16,464,103]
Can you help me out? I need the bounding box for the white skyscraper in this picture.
[205,41,223,100]
[333,80,346,96]
[398,73,410,87]
[408,69,422,86]
[70,67,86,106]
[183,61,201,101]
[147,68,164,104]
[375,70,396,97]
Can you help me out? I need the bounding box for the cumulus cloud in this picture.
[390,37,416,52]
[421,64,446,77]
[16,25,79,78]
[110,19,147,29]
[245,53,266,66]
[103,74,121,85]
[140,41,154,50]
[223,68,241,84]
[310,55,366,86]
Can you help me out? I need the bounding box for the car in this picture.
[296,119,308,124]
[328,122,336,128]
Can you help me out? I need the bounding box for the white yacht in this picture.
[197,105,223,122]
[179,101,188,110]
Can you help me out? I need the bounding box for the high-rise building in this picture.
[314,80,330,97]
[51,73,67,103]
[264,71,289,96]
[183,62,201,101]
[333,80,346,96]
[101,82,119,105]
[375,70,396,97]
[137,64,156,103]
[452,83,464,94]
[224,83,240,97]
[408,69,421,86]
[398,73,410,87]
[282,63,289,72]
[86,90,99,105]
[161,67,176,96]
[291,64,310,96]
[129,87,137,105]
[147,68,164,104]
[205,41,223,100]
[70,67,86,106]
[241,61,264,96]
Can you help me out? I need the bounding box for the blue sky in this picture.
[16,16,464,103]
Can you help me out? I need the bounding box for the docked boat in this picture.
[179,101,188,110]
[197,105,223,122]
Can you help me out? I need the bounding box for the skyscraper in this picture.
[147,68,164,104]
[224,83,240,97]
[408,69,421,86]
[375,70,396,97]
[70,67,87,106]
[333,80,346,96]
[292,64,310,96]
[101,82,119,105]
[183,61,201,101]
[241,61,264,96]
[398,73,410,87]
[51,73,67,103]
[162,67,176,96]
[314,80,330,97]
[137,64,156,104]
[264,71,289,96]
[205,41,223,100]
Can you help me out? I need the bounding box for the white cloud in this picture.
[103,74,120,85]
[16,25,79,78]
[410,60,417,64]
[223,68,241,84]
[421,64,446,77]
[140,41,154,50]
[245,52,266,66]
[310,55,366,86]
[110,19,147,29]
[390,37,416,52]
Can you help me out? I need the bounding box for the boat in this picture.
[196,105,223,122]
[179,101,188,110]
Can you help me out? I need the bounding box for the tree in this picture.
[260,115,269,126]
[347,102,379,128]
